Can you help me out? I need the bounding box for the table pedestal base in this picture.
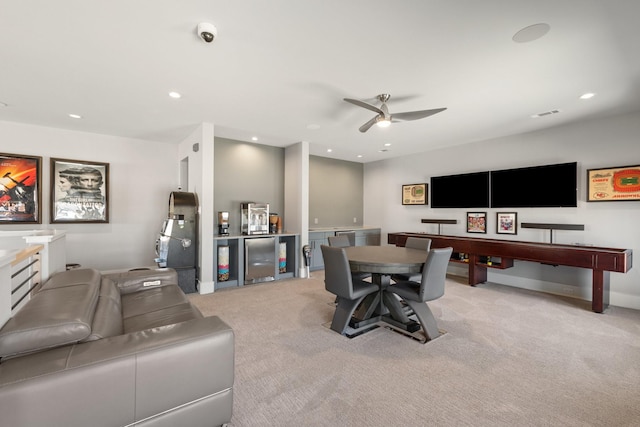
[349,273,429,339]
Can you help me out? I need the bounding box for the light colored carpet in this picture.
[189,272,640,427]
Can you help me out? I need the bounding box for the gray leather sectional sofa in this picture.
[0,267,234,427]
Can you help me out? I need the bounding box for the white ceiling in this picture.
[1,1,640,163]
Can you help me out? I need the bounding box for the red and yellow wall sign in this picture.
[588,165,640,201]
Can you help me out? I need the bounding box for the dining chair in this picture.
[328,235,371,281]
[327,235,351,247]
[388,247,453,343]
[391,237,432,283]
[321,245,380,335]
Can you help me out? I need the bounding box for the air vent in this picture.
[531,109,561,118]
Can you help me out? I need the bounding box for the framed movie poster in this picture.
[466,212,486,234]
[0,153,42,224]
[51,158,109,223]
[496,212,517,235]
[402,183,427,205]
[587,165,640,202]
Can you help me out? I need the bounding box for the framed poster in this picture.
[466,212,486,234]
[0,153,42,224]
[51,158,109,223]
[587,165,640,202]
[496,212,517,235]
[402,183,428,205]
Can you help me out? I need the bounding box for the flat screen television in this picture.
[490,162,577,208]
[431,171,490,208]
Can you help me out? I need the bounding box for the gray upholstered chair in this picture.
[321,245,379,335]
[388,247,453,343]
[328,235,351,247]
[328,235,371,281]
[391,237,432,283]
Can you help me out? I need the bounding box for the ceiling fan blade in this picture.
[359,116,379,133]
[391,107,447,121]
[344,98,384,115]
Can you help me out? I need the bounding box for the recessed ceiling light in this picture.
[168,91,182,99]
[378,149,388,153]
[357,155,363,158]
[384,143,391,147]
[251,136,258,141]
[580,93,596,99]
[68,113,82,119]
[513,23,551,43]
[327,149,333,153]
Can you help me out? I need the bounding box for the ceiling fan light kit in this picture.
[344,94,446,133]
[376,116,391,128]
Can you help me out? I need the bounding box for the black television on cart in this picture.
[490,162,578,208]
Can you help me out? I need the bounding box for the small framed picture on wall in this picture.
[466,212,486,234]
[496,212,517,235]
[402,183,428,205]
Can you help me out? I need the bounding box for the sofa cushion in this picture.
[123,302,203,333]
[104,268,179,295]
[39,268,102,291]
[0,283,100,359]
[121,285,188,319]
[83,278,123,342]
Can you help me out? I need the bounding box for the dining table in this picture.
[343,245,428,334]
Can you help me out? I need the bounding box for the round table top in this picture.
[344,245,426,274]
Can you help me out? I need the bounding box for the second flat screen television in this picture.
[490,162,577,208]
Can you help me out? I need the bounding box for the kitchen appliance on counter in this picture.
[241,202,269,235]
[269,213,279,233]
[218,211,229,236]
[154,191,198,293]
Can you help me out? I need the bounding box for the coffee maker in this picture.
[218,211,229,235]
[269,213,279,234]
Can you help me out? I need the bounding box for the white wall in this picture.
[364,111,640,310]
[0,121,179,270]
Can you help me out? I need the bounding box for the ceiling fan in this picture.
[343,94,447,133]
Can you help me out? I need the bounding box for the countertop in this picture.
[308,226,380,232]
[214,232,298,240]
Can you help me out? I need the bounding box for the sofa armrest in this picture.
[103,268,179,295]
[0,316,234,427]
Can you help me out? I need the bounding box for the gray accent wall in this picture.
[213,142,364,233]
[309,155,363,228]
[214,137,284,235]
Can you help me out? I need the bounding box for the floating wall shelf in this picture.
[521,222,585,244]
[421,219,458,235]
